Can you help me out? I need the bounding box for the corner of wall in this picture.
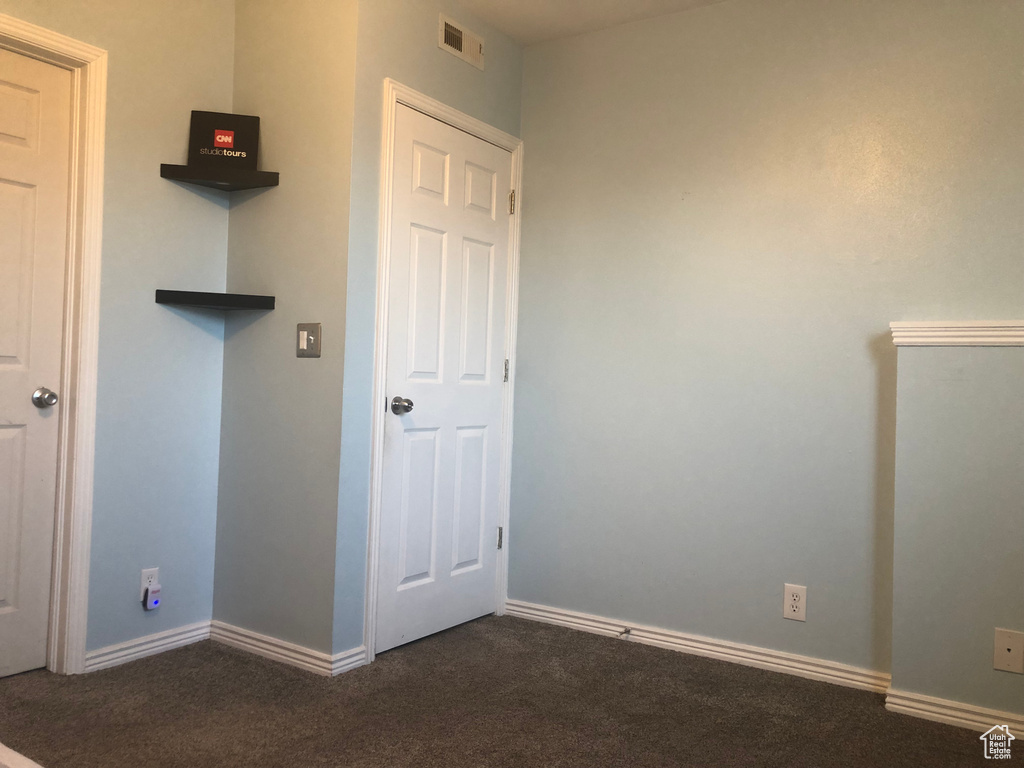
[214,0,359,654]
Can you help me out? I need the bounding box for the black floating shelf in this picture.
[156,290,275,311]
[160,164,280,191]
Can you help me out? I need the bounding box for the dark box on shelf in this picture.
[187,111,260,170]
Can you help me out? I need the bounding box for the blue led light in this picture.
[153,600,159,606]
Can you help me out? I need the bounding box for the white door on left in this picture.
[0,47,72,677]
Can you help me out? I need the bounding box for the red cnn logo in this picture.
[214,129,234,148]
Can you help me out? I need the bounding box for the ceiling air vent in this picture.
[439,15,484,70]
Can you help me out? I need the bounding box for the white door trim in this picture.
[0,13,106,675]
[364,79,522,663]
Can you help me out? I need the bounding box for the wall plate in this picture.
[994,628,1024,673]
[784,583,806,622]
[140,568,159,601]
[297,323,321,358]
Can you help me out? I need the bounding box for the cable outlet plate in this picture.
[140,568,159,600]
[994,628,1024,674]
[784,583,806,622]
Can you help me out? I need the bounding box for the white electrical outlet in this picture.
[140,568,159,600]
[994,629,1024,674]
[784,584,806,622]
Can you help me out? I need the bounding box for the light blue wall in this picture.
[511,0,1024,672]
[214,0,359,653]
[334,0,523,653]
[892,347,1024,714]
[15,0,1017,697]
[0,0,235,650]
[0,0,520,658]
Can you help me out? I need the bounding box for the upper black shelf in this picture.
[160,164,280,191]
[156,290,275,311]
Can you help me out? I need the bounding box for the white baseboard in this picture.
[331,644,368,676]
[68,604,1024,740]
[84,621,211,672]
[505,599,891,694]
[210,620,367,677]
[83,620,366,678]
[0,741,44,768]
[886,689,1024,735]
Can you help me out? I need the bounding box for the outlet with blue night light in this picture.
[143,583,162,611]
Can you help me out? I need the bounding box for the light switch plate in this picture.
[994,628,1024,673]
[297,323,321,358]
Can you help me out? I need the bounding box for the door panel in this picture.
[398,428,440,588]
[407,225,446,380]
[0,426,27,614]
[376,104,511,652]
[451,426,486,574]
[0,180,34,364]
[0,48,72,677]
[459,239,493,382]
[0,77,39,149]
[464,162,495,218]
[412,141,449,201]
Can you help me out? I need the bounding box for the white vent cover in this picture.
[438,14,484,70]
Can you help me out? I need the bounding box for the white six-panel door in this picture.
[375,105,512,652]
[0,47,72,676]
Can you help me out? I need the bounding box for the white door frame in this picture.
[0,14,106,675]
[364,79,522,663]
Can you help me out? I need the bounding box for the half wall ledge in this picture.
[890,321,1024,347]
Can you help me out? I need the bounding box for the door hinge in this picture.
[508,190,515,215]
[503,358,509,382]
[497,526,503,549]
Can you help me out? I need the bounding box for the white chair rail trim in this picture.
[890,321,1024,347]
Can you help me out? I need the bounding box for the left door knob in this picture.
[390,396,414,415]
[32,388,58,408]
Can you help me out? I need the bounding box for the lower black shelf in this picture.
[156,290,275,311]
[160,164,280,191]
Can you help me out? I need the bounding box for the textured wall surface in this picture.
[511,0,1024,673]
[0,0,235,650]
[214,0,359,653]
[5,0,1018,707]
[892,347,1024,714]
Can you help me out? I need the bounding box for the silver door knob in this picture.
[32,387,59,408]
[391,396,414,415]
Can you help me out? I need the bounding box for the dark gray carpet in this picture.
[0,616,997,767]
